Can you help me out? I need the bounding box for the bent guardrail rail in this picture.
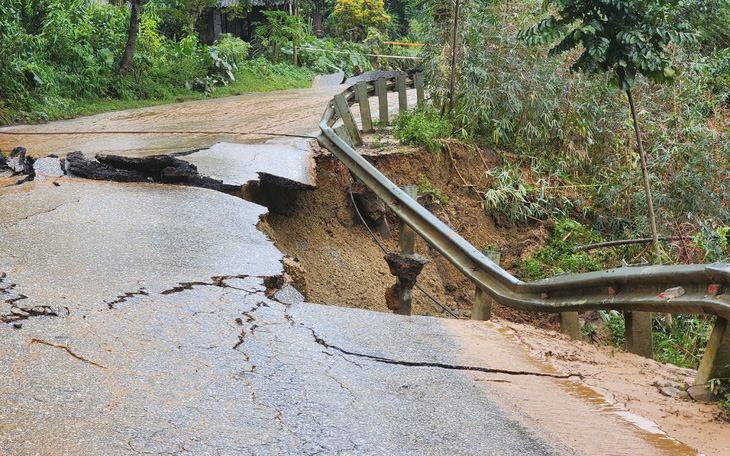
[317,72,730,387]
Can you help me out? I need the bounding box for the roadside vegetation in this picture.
[389,0,730,381]
[0,0,417,124]
[4,0,730,404]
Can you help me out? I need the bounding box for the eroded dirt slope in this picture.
[261,140,555,324]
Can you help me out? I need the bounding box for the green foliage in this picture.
[254,10,314,64]
[480,167,578,225]
[600,310,627,348]
[518,217,607,279]
[299,38,373,76]
[212,33,251,66]
[0,1,312,123]
[422,0,614,168]
[519,0,695,90]
[418,174,450,205]
[190,34,252,92]
[393,108,452,152]
[653,314,713,368]
[678,0,730,51]
[298,35,418,77]
[328,0,391,41]
[709,376,730,420]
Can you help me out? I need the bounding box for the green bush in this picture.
[518,218,607,280]
[393,108,452,152]
[212,34,251,66]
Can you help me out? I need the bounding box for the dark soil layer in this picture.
[260,139,560,328]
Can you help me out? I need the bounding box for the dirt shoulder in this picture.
[479,318,730,455]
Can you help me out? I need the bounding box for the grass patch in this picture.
[3,59,314,124]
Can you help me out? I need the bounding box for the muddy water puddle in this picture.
[560,380,698,455]
[495,327,699,455]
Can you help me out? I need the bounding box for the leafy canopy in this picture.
[519,0,694,89]
[329,0,391,41]
[255,11,313,50]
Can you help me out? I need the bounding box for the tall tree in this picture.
[120,0,144,75]
[520,0,693,261]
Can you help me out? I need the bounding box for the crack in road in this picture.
[304,326,582,380]
[29,338,107,369]
[11,199,81,225]
[1,273,61,324]
[106,288,149,309]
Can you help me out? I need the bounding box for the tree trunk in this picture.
[628,89,671,329]
[627,89,660,261]
[293,43,298,66]
[272,40,278,60]
[120,0,143,75]
[447,0,460,119]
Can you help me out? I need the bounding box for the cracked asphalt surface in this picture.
[1,280,566,455]
[0,87,678,455]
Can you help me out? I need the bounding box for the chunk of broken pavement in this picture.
[8,147,31,174]
[33,157,64,180]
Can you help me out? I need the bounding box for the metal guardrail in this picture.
[318,72,730,385]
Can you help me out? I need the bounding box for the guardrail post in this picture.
[355,81,374,133]
[398,186,418,254]
[415,72,425,107]
[333,93,363,147]
[471,250,500,321]
[559,312,581,340]
[397,75,408,113]
[625,311,653,358]
[695,317,730,386]
[385,252,428,316]
[376,78,388,124]
[383,185,428,316]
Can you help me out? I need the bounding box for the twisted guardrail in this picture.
[317,71,730,387]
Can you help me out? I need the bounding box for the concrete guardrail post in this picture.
[333,93,363,147]
[398,186,418,255]
[695,317,730,385]
[471,250,500,321]
[355,81,374,133]
[415,72,425,107]
[396,75,408,113]
[559,312,581,340]
[625,311,653,358]
[385,186,428,316]
[376,78,389,124]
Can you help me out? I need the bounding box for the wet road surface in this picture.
[0,86,409,158]
[0,88,696,455]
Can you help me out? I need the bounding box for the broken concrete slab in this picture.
[32,157,64,180]
[0,179,283,312]
[8,147,30,173]
[64,151,224,190]
[273,284,305,305]
[311,71,345,88]
[344,70,403,86]
[181,142,316,190]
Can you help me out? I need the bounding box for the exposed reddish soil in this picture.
[260,136,557,324]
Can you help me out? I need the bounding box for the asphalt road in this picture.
[0,87,686,455]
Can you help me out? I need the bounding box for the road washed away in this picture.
[0,88,716,455]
